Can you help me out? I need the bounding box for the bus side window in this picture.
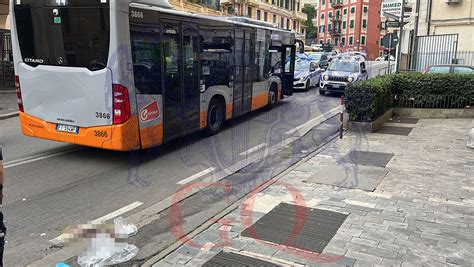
[130,25,163,95]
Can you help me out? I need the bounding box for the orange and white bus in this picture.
[11,0,297,151]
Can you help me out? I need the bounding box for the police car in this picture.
[293,60,323,91]
[319,56,368,95]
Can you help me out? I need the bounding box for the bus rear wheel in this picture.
[266,84,278,110]
[205,98,225,136]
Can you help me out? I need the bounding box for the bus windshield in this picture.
[14,0,110,71]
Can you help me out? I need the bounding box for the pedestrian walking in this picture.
[0,147,5,266]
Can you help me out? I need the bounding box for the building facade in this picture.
[220,0,308,40]
[317,0,384,59]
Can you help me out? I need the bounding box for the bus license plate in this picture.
[56,124,79,134]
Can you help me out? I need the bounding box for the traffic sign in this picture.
[382,33,399,49]
[385,21,401,28]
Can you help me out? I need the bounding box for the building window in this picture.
[341,37,346,45]
[363,19,367,28]
[342,21,346,29]
[361,36,366,45]
[293,20,297,30]
[343,8,347,15]
[364,6,368,13]
[320,25,325,33]
[350,7,355,13]
[320,40,323,44]
[326,39,331,44]
[248,7,252,17]
[257,10,261,20]
[321,13,325,19]
[287,18,290,29]
[349,36,353,45]
[350,19,354,28]
[272,0,276,4]
[281,17,284,28]
[273,14,277,23]
[329,12,332,17]
[335,37,339,46]
[322,0,325,5]
[328,24,332,31]
[264,11,268,21]
[336,10,340,17]
[330,0,333,3]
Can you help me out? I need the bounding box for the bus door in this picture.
[242,30,255,114]
[162,20,184,141]
[281,45,296,96]
[233,29,244,117]
[182,22,200,134]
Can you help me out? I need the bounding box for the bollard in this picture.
[340,96,345,139]
[468,128,474,149]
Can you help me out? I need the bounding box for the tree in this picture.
[302,4,318,41]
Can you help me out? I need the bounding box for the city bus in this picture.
[10,0,297,151]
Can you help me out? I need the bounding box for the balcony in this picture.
[331,15,342,22]
[329,29,342,36]
[331,0,343,8]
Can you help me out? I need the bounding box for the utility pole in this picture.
[410,0,421,70]
[395,0,405,73]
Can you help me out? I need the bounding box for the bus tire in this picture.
[205,97,225,136]
[265,83,278,110]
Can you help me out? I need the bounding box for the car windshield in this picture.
[308,53,322,61]
[427,66,450,73]
[328,61,359,72]
[295,61,310,72]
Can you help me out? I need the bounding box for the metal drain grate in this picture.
[241,203,348,254]
[377,126,412,136]
[203,251,279,267]
[343,151,394,168]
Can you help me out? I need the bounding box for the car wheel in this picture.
[305,80,310,92]
[205,98,225,136]
[265,84,278,110]
[319,88,326,95]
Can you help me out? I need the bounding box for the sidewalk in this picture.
[152,118,474,266]
[0,91,19,119]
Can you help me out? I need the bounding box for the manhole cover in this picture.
[343,151,394,168]
[241,203,348,254]
[377,126,412,136]
[203,251,278,266]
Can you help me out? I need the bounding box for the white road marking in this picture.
[285,106,343,136]
[239,143,267,157]
[49,201,144,244]
[177,167,216,185]
[4,147,83,169]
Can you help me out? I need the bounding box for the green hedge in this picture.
[345,75,394,122]
[345,72,474,122]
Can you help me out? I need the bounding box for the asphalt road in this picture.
[0,89,340,266]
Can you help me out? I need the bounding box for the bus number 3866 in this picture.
[131,10,144,19]
[95,112,111,120]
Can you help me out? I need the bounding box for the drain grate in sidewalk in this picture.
[377,126,412,136]
[241,203,347,254]
[203,251,279,266]
[343,151,394,168]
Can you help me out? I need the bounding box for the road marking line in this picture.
[239,143,267,157]
[177,167,216,185]
[285,106,343,136]
[49,201,144,244]
[4,147,83,169]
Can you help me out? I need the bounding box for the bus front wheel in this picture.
[205,98,225,136]
[265,83,278,110]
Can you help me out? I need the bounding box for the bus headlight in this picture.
[347,77,354,83]
[323,75,329,81]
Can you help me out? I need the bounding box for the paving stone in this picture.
[381,258,402,266]
[345,250,383,264]
[350,237,379,248]
[366,247,398,259]
[241,242,281,257]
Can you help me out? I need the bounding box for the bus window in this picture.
[130,23,162,95]
[200,27,234,88]
[14,0,110,70]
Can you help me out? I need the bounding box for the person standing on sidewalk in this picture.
[0,147,5,266]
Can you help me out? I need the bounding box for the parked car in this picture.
[293,60,323,91]
[319,57,368,95]
[375,55,396,61]
[306,52,330,69]
[422,64,474,74]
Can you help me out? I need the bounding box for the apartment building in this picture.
[317,0,384,60]
[221,0,308,40]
